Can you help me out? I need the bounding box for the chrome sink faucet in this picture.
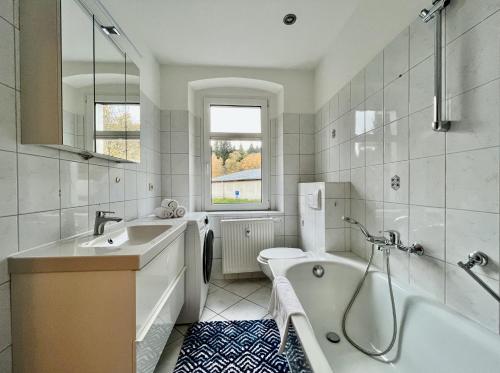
[93,211,123,235]
[342,216,424,256]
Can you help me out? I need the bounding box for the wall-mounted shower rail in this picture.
[458,251,500,303]
[419,0,451,132]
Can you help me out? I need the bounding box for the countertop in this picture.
[8,217,187,274]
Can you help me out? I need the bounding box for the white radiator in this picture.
[221,218,274,274]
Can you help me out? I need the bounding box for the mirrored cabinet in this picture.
[20,0,141,162]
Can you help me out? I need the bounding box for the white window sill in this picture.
[206,210,283,217]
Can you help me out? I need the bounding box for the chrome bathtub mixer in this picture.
[340,217,424,357]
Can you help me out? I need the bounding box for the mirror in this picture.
[61,0,140,162]
[94,19,127,159]
[125,57,141,162]
[61,0,93,149]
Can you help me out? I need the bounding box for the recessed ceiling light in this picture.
[100,25,120,35]
[283,14,297,25]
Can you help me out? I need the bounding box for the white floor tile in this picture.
[246,286,272,308]
[219,299,268,321]
[205,288,242,314]
[199,307,217,321]
[208,314,229,322]
[224,279,265,298]
[154,337,183,373]
[210,278,234,288]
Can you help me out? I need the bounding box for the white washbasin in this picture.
[81,225,172,248]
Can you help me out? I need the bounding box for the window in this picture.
[203,98,269,211]
[94,102,141,162]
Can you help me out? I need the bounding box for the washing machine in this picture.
[177,212,213,324]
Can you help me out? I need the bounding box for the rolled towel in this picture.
[154,206,174,219]
[173,205,186,218]
[161,198,178,210]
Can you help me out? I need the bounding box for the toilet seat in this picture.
[258,247,306,263]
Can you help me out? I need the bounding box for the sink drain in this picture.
[326,332,341,343]
[107,239,114,244]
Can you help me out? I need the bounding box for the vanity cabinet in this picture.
[20,0,141,162]
[10,232,185,373]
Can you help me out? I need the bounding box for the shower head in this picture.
[341,216,371,239]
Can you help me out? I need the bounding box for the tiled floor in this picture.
[154,278,272,373]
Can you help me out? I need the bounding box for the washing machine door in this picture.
[203,229,214,284]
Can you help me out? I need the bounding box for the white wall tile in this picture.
[299,134,314,154]
[366,165,383,201]
[0,150,17,216]
[350,135,365,169]
[283,154,299,175]
[89,164,109,205]
[409,205,445,260]
[170,110,188,132]
[338,83,351,116]
[124,170,137,200]
[446,12,500,98]
[60,160,88,208]
[409,155,445,207]
[446,209,499,279]
[409,56,434,114]
[283,134,300,154]
[384,161,409,204]
[171,175,189,197]
[339,142,350,170]
[384,27,409,85]
[0,282,11,351]
[171,153,189,175]
[384,117,409,163]
[171,132,188,154]
[446,0,500,43]
[409,255,445,301]
[0,18,15,88]
[446,264,499,332]
[19,210,60,250]
[61,206,89,239]
[283,113,300,134]
[364,90,383,132]
[109,167,125,202]
[409,16,434,67]
[409,107,445,159]
[384,73,409,125]
[365,127,384,166]
[299,114,315,134]
[18,154,59,214]
[350,70,365,108]
[350,167,365,200]
[0,0,13,24]
[447,79,499,153]
[0,84,16,151]
[365,52,383,97]
[0,346,11,373]
[0,216,17,284]
[446,148,499,213]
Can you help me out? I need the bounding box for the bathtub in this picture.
[270,254,500,373]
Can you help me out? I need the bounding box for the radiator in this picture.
[221,218,274,274]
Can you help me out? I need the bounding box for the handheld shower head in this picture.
[341,216,372,240]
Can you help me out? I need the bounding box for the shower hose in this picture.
[341,244,398,356]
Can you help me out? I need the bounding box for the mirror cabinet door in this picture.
[61,0,93,149]
[125,57,141,162]
[93,19,127,160]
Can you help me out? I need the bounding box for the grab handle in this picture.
[458,251,500,303]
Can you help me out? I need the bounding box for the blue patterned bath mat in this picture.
[173,319,290,373]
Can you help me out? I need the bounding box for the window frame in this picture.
[203,97,270,211]
[93,97,141,161]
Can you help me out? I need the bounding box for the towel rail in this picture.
[457,251,500,303]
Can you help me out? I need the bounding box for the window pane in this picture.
[210,106,261,133]
[126,139,141,162]
[95,103,126,131]
[96,139,126,159]
[211,140,262,204]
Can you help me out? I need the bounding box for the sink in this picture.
[81,225,172,248]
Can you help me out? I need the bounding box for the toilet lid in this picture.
[259,247,306,261]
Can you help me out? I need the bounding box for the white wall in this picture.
[160,65,314,114]
[314,0,429,110]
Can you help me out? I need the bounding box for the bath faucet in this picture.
[93,211,122,235]
[342,217,424,255]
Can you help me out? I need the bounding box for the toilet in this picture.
[257,247,307,279]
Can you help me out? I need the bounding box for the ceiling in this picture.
[98,0,363,69]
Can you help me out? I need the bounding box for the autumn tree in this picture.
[224,151,243,174]
[240,152,261,170]
[213,141,234,165]
[211,153,225,177]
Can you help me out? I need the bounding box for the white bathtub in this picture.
[270,254,500,373]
